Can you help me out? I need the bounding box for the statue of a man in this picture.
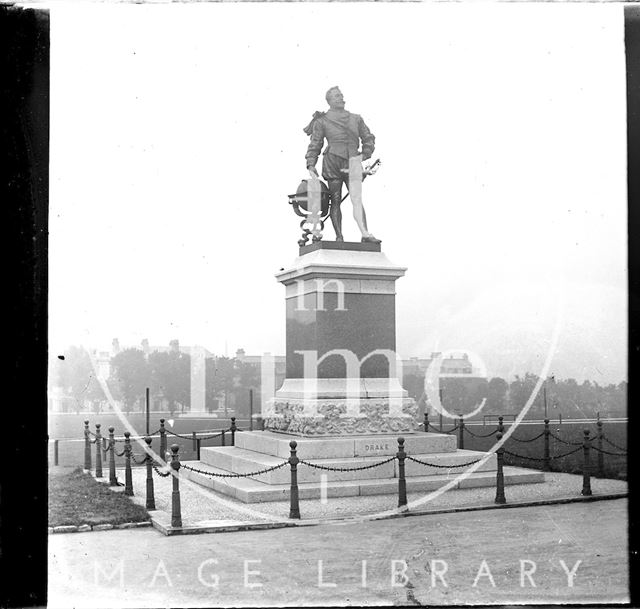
[304,87,381,243]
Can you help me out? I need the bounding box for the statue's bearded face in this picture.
[327,88,345,110]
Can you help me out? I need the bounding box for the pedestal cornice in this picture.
[275,248,407,285]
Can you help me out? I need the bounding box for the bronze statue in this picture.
[304,87,381,243]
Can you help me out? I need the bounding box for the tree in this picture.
[440,377,487,417]
[203,356,237,415]
[148,350,191,415]
[234,361,261,416]
[109,348,150,413]
[402,372,425,403]
[486,377,508,413]
[508,373,541,418]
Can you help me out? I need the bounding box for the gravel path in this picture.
[120,466,627,526]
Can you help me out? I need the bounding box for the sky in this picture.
[48,2,627,384]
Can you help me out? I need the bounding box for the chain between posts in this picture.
[509,431,545,443]
[590,445,627,457]
[406,455,484,469]
[602,436,627,453]
[152,462,172,477]
[165,429,199,440]
[298,456,396,472]
[464,427,499,438]
[181,461,288,479]
[427,423,459,434]
[503,446,583,461]
[548,431,588,446]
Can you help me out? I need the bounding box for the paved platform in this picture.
[48,498,629,607]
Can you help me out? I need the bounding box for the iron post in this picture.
[108,427,117,486]
[495,432,506,504]
[597,419,604,477]
[289,440,300,519]
[582,429,592,496]
[543,418,550,472]
[84,420,91,471]
[95,424,103,478]
[397,437,407,508]
[170,444,182,528]
[159,418,167,462]
[145,436,156,509]
[124,432,133,496]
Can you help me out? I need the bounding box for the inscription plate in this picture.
[354,437,397,457]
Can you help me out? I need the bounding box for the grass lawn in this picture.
[49,467,150,527]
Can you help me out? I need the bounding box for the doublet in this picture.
[305,110,376,171]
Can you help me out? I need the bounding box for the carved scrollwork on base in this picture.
[264,397,418,436]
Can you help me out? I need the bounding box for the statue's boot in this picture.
[361,235,381,244]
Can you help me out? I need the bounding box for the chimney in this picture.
[112,338,120,355]
[169,339,180,353]
[141,338,150,355]
[236,348,246,361]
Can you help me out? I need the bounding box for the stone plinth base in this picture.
[180,430,545,503]
[236,429,456,458]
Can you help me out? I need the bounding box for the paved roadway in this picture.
[48,498,628,607]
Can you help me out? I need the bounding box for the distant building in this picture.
[402,352,476,377]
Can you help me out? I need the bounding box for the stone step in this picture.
[233,430,457,459]
[180,460,544,503]
[199,446,497,484]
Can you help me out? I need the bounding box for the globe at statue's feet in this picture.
[362,235,382,244]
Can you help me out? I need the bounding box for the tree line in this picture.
[403,371,627,419]
[50,346,258,415]
[51,346,627,419]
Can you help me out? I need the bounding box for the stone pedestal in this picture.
[182,241,545,504]
[263,241,418,436]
